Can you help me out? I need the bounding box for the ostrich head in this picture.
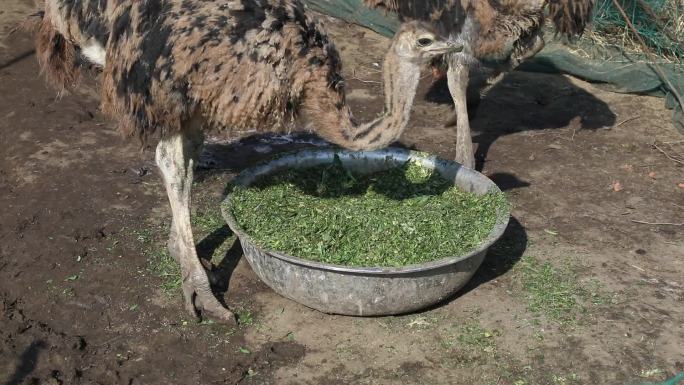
[390,21,463,63]
[300,20,464,151]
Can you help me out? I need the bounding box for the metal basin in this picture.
[221,148,510,316]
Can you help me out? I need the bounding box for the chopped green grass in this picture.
[227,157,507,267]
[149,249,182,294]
[192,208,225,234]
[517,256,583,324]
[235,308,255,327]
[514,255,614,325]
[457,323,501,349]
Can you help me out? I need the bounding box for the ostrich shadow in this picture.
[0,49,35,70]
[424,67,617,171]
[3,340,46,385]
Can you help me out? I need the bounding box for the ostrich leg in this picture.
[446,61,475,169]
[155,125,236,325]
[442,35,544,169]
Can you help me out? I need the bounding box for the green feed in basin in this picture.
[226,157,508,268]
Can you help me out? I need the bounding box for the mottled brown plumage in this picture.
[29,0,458,323]
[34,0,455,146]
[25,11,84,91]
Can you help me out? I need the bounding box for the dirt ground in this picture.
[1,2,683,384]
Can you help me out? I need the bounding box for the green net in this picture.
[632,372,684,385]
[302,0,684,134]
[591,0,683,61]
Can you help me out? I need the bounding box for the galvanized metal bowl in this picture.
[221,148,510,316]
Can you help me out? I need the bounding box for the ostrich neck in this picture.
[340,52,421,150]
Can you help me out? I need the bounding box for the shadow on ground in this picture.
[197,226,243,297]
[0,49,35,70]
[459,215,527,294]
[4,340,45,385]
[424,69,617,170]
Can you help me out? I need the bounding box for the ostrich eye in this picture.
[417,38,434,47]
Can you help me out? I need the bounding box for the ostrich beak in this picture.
[429,40,464,55]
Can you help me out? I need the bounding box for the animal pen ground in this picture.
[1,0,683,384]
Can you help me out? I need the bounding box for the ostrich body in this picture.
[364,0,595,168]
[30,0,458,323]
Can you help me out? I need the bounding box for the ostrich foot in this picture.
[182,267,236,325]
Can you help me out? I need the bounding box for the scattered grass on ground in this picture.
[439,320,505,370]
[513,255,613,325]
[149,248,182,294]
[518,256,582,323]
[456,323,501,351]
[235,307,255,327]
[132,224,182,295]
[45,279,75,299]
[228,156,508,267]
[132,223,182,295]
[550,373,582,385]
[439,311,501,354]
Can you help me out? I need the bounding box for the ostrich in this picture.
[363,0,596,168]
[28,0,460,323]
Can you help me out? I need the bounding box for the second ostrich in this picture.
[30,0,460,323]
[364,0,596,168]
